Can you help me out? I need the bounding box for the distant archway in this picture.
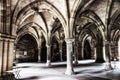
[74,10,105,63]
[51,36,60,62]
[41,37,47,63]
[62,41,67,61]
[83,40,92,59]
[16,34,38,62]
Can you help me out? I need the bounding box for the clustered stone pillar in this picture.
[38,48,41,62]
[118,40,120,60]
[104,41,112,70]
[65,39,74,75]
[59,40,63,61]
[0,36,15,76]
[91,46,95,59]
[80,46,84,60]
[110,43,118,61]
[73,41,78,65]
[46,45,51,67]
[115,44,119,61]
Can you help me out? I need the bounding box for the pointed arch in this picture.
[75,10,105,41]
[17,22,47,47]
[108,9,120,41]
[16,31,39,49]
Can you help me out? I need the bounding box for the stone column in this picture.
[46,45,51,67]
[104,41,112,70]
[0,0,11,34]
[110,43,115,60]
[115,45,119,61]
[38,48,41,62]
[59,40,63,61]
[90,46,95,59]
[0,35,15,76]
[93,47,96,59]
[93,47,97,59]
[73,41,78,65]
[81,47,84,60]
[13,45,16,65]
[65,39,74,75]
[118,40,120,60]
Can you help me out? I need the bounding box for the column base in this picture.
[46,60,51,67]
[38,60,41,63]
[104,62,113,70]
[65,67,74,75]
[95,58,105,63]
[73,60,78,65]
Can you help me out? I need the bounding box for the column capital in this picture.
[104,40,110,45]
[38,47,41,50]
[60,40,63,43]
[65,38,75,43]
[46,44,51,48]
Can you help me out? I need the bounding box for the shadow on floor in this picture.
[75,68,105,74]
[0,74,15,80]
[76,76,111,80]
[0,74,40,80]
[17,76,40,80]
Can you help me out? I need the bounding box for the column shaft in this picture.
[38,48,41,62]
[104,42,112,70]
[74,43,78,64]
[0,40,3,75]
[46,45,51,67]
[59,41,63,61]
[65,39,74,75]
[0,38,14,76]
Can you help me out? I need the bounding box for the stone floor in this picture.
[1,60,120,80]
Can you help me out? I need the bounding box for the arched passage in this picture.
[109,9,120,60]
[74,10,105,63]
[83,40,92,59]
[16,34,38,62]
[77,22,104,63]
[62,41,67,61]
[40,36,47,63]
[51,36,60,62]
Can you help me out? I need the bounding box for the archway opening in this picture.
[16,34,38,63]
[41,37,47,63]
[62,41,67,61]
[83,40,92,59]
[51,36,60,62]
